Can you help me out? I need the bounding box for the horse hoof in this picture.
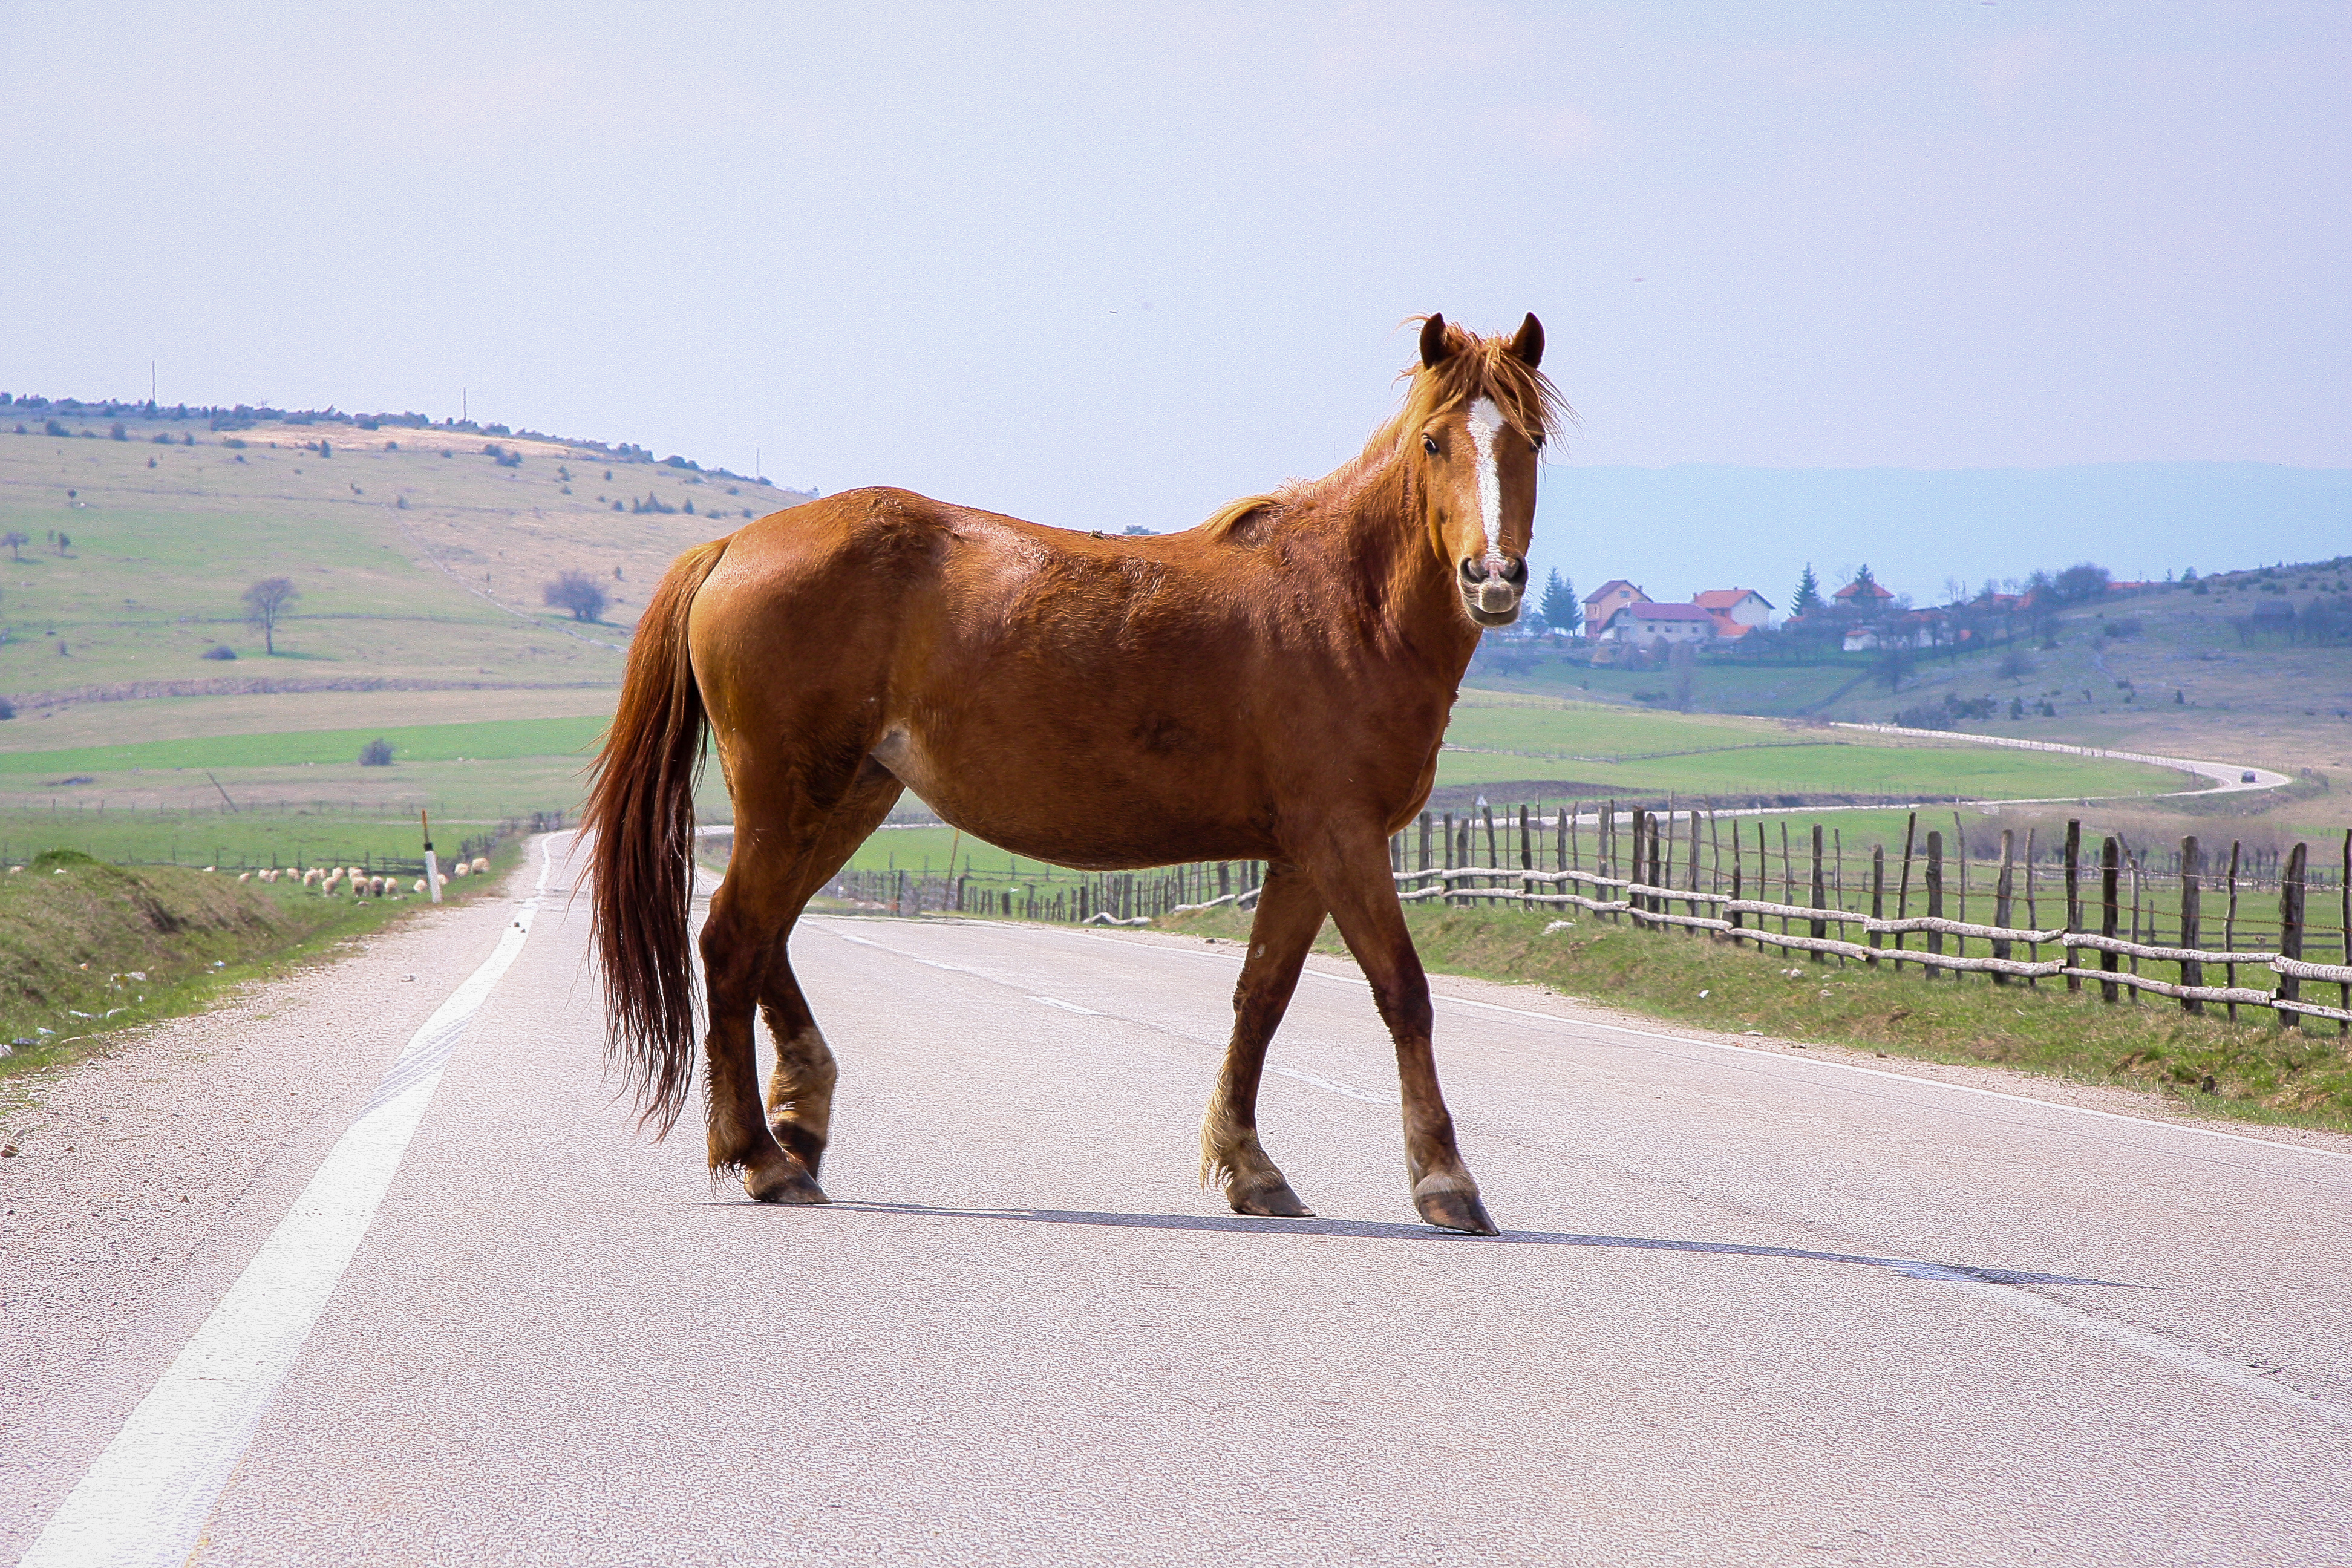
[745,1160,828,1205]
[1227,1175,1315,1218]
[1413,1181,1498,1236]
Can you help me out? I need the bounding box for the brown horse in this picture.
[586,313,1564,1235]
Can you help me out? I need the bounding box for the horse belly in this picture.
[868,719,1260,870]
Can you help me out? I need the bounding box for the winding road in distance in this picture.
[7,835,2349,1566]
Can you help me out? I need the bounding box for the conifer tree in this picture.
[1538,570,1580,635]
[1790,563,1823,618]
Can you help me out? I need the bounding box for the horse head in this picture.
[1408,312,1556,629]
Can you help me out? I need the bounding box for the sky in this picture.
[3,3,2345,602]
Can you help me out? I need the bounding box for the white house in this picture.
[1596,601,1719,647]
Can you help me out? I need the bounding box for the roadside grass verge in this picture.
[1159,902,2352,1135]
[0,846,518,1086]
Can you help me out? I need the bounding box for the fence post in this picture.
[1647,811,1664,924]
[1867,844,1884,967]
[1687,811,1702,935]
[1442,812,1455,907]
[2277,841,2307,1032]
[1519,803,1534,912]
[1418,812,1432,877]
[2099,837,2120,1004]
[2339,828,2351,1038]
[1628,809,1647,921]
[2063,819,2083,995]
[1991,829,2014,987]
[1808,823,1827,952]
[1893,811,1917,975]
[1924,831,1944,980]
[2224,840,2243,1021]
[2179,836,2203,1015]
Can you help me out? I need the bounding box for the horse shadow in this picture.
[709,1197,2131,1289]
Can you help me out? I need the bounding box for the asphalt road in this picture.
[10,836,2352,1566]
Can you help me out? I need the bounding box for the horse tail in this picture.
[584,536,728,1137]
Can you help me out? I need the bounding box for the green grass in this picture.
[0,851,403,1082]
[1439,693,2195,800]
[0,808,520,872]
[1158,901,2352,1133]
[0,836,529,1085]
[0,714,609,774]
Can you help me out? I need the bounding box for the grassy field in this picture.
[1155,901,2352,1134]
[1441,693,2189,800]
[0,714,609,776]
[0,411,808,707]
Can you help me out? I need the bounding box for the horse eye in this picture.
[1422,433,1439,456]
[1531,433,1546,452]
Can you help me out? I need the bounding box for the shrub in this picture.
[543,570,608,622]
[109,422,127,440]
[200,644,237,661]
[358,738,394,766]
[0,697,13,720]
[44,419,68,437]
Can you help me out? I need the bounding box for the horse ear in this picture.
[1419,313,1452,369]
[1510,313,1544,368]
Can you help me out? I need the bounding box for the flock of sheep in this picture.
[237,856,492,897]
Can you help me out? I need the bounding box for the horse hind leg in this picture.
[758,759,902,1184]
[699,836,828,1204]
[1201,862,1325,1219]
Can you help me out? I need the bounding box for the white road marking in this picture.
[821,920,2352,1420]
[16,836,565,1568]
[1270,1066,1396,1106]
[1031,996,1101,1015]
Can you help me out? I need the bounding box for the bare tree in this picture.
[242,576,299,655]
[543,569,609,623]
[0,531,24,560]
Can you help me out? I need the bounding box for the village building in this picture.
[1691,587,1775,640]
[1831,576,1896,612]
[1581,578,1647,633]
[1595,600,1719,648]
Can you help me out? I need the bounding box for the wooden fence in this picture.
[822,803,2352,1036]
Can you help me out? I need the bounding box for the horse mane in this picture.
[1202,316,1570,540]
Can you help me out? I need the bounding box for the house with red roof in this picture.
[1831,575,1895,610]
[1595,600,1719,648]
[1692,587,1775,640]
[1581,579,1648,635]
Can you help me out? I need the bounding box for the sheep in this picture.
[322,874,341,895]
[301,868,321,887]
[237,871,251,884]
[469,857,489,875]
[452,861,470,878]
[413,877,428,895]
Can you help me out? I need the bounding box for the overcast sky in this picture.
[5,3,2345,547]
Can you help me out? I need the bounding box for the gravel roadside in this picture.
[0,852,538,1469]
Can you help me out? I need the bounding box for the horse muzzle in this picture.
[1459,553,1527,627]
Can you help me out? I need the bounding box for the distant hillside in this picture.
[1469,556,2352,785]
[1531,462,2351,610]
[0,397,814,714]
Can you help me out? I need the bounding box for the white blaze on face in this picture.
[1466,397,1508,573]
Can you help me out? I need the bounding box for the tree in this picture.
[1538,570,1579,636]
[242,576,299,655]
[358,737,394,766]
[2053,561,2111,603]
[1789,563,1823,618]
[543,569,608,622]
[1,531,24,560]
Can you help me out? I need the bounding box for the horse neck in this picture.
[1319,459,1480,670]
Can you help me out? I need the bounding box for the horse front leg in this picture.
[1201,862,1327,1218]
[1312,839,1497,1236]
